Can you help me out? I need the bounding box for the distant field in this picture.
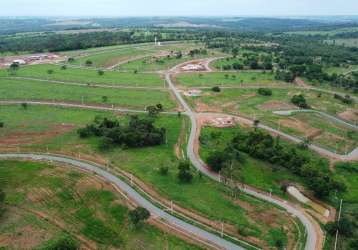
[285,26,358,36]
[0,160,200,250]
[175,72,279,87]
[325,38,358,48]
[324,65,358,75]
[0,105,297,248]
[0,78,176,110]
[0,64,163,87]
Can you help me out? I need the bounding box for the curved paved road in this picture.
[166,65,320,250]
[0,153,244,250]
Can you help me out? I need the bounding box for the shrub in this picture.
[257,88,272,96]
[159,165,169,176]
[129,207,150,228]
[177,161,193,183]
[212,86,221,92]
[97,70,104,76]
[0,122,3,128]
[291,94,309,108]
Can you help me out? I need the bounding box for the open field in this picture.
[0,78,176,110]
[325,38,358,48]
[118,51,224,72]
[0,160,201,249]
[0,64,163,87]
[174,72,280,87]
[210,57,244,70]
[324,65,358,75]
[185,88,357,153]
[0,105,299,248]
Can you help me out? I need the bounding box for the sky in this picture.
[1,0,358,17]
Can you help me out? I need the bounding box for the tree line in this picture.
[207,129,346,199]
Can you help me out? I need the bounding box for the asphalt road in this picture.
[165,65,319,250]
[0,153,244,250]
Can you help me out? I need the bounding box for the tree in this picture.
[129,207,150,228]
[9,62,20,75]
[257,88,272,96]
[291,94,309,108]
[97,70,104,76]
[68,57,75,63]
[21,103,28,110]
[177,161,193,183]
[212,86,221,92]
[41,234,79,250]
[61,65,67,70]
[207,150,227,172]
[85,60,93,66]
[47,69,54,74]
[0,189,5,217]
[232,47,239,58]
[159,165,169,176]
[102,96,108,103]
[0,121,4,128]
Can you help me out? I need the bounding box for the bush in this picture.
[0,122,4,128]
[159,165,169,176]
[177,161,193,183]
[85,60,93,66]
[97,70,104,76]
[212,86,221,92]
[39,234,79,250]
[129,207,150,228]
[257,88,272,96]
[291,94,309,108]
[207,150,227,172]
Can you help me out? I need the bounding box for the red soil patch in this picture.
[0,123,75,146]
[338,109,358,123]
[258,100,297,110]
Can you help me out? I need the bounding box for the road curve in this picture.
[166,66,320,250]
[0,153,244,250]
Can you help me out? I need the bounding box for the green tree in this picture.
[85,60,93,66]
[9,62,19,75]
[129,207,150,228]
[97,70,104,76]
[177,161,193,183]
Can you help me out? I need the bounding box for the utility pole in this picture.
[334,199,343,250]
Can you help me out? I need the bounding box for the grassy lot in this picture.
[0,160,201,249]
[0,105,297,248]
[0,64,163,87]
[175,72,280,87]
[324,65,358,75]
[70,47,151,68]
[186,87,357,154]
[325,38,358,48]
[0,78,176,110]
[211,57,244,70]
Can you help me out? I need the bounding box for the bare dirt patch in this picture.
[0,123,75,146]
[279,118,321,137]
[195,101,223,113]
[258,100,297,111]
[338,109,358,123]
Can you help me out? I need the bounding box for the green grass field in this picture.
[0,160,201,249]
[0,64,163,87]
[175,72,279,87]
[211,57,244,70]
[0,78,176,110]
[0,105,297,248]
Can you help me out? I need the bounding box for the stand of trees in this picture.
[129,207,150,228]
[291,94,310,108]
[77,115,166,149]
[207,129,346,198]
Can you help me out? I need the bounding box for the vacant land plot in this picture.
[0,105,297,248]
[186,88,357,153]
[0,160,200,249]
[175,72,280,87]
[0,64,163,87]
[0,78,176,110]
[70,47,150,68]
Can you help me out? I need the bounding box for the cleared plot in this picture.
[0,105,298,249]
[119,54,215,72]
[70,47,150,68]
[0,160,200,249]
[0,64,163,87]
[175,72,279,87]
[0,78,176,110]
[186,88,357,153]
